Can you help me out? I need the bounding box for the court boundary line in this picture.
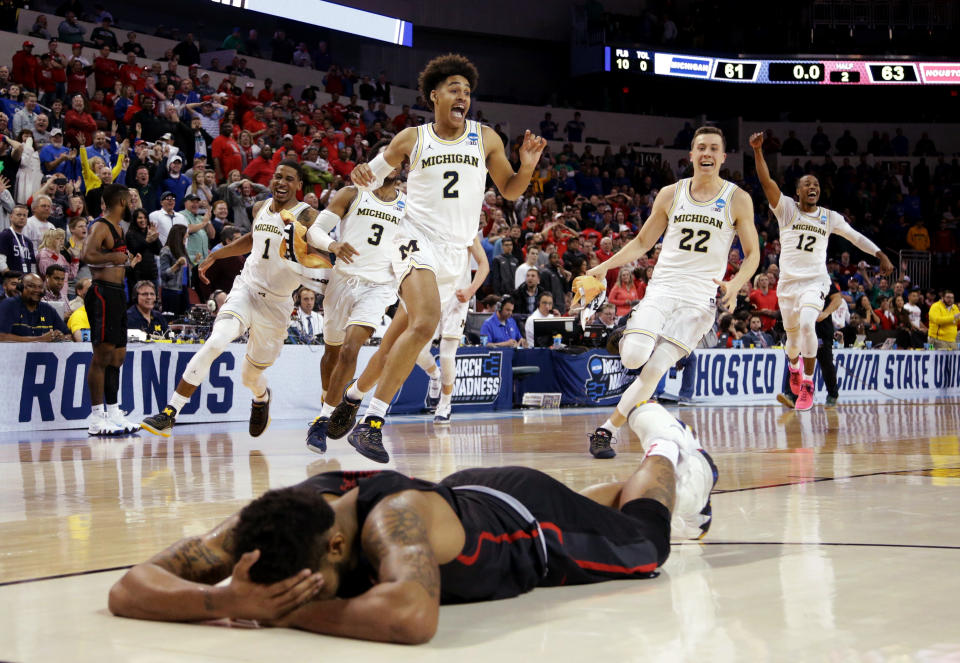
[0,565,133,588]
[676,541,960,551]
[715,465,960,494]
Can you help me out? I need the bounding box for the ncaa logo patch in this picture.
[395,199,405,212]
[715,198,726,210]
[467,132,479,145]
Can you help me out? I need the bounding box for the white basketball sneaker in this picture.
[88,411,124,436]
[628,402,719,540]
[108,407,141,434]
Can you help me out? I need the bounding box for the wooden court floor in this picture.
[2,400,959,662]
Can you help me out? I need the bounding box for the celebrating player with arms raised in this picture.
[586,126,759,459]
[336,53,545,462]
[141,161,355,438]
[750,131,893,410]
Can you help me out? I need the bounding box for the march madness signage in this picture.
[452,351,504,404]
[547,349,630,406]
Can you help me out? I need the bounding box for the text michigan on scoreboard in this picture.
[603,46,960,85]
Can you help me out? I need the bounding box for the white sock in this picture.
[169,392,189,413]
[437,390,452,411]
[600,418,618,435]
[803,371,814,382]
[645,437,680,468]
[107,403,120,416]
[91,403,105,416]
[346,382,366,402]
[320,402,335,418]
[253,387,270,403]
[364,398,389,420]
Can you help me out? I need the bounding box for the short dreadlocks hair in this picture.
[418,53,479,111]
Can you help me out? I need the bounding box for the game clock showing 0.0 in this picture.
[768,62,825,83]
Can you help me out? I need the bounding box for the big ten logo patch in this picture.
[452,352,503,404]
[584,355,629,401]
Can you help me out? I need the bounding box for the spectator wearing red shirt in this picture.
[241,105,266,136]
[874,296,897,330]
[724,247,742,281]
[242,144,276,186]
[391,104,411,133]
[291,120,312,154]
[12,41,39,91]
[236,82,261,118]
[66,59,89,97]
[36,54,59,104]
[749,273,779,332]
[321,94,346,126]
[608,268,644,317]
[93,46,119,91]
[340,113,366,147]
[330,147,356,180]
[65,94,97,146]
[211,121,243,181]
[118,52,144,92]
[595,235,617,291]
[257,78,276,104]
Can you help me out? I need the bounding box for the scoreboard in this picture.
[603,47,960,85]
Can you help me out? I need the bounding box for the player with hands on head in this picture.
[750,131,892,410]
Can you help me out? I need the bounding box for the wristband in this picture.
[306,220,335,252]
[357,153,394,191]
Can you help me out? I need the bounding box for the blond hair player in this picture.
[586,127,759,459]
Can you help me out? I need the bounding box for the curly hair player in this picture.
[109,402,718,644]
[338,53,545,462]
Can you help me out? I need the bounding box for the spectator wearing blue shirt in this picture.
[39,128,77,177]
[161,154,191,208]
[480,296,526,348]
[0,273,70,341]
[85,131,114,164]
[126,281,168,336]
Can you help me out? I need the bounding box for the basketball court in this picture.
[3,400,959,661]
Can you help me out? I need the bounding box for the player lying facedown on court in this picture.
[140,161,357,438]
[303,141,405,454]
[749,132,893,410]
[585,126,758,459]
[109,403,718,644]
[338,53,545,463]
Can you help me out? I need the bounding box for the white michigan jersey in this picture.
[335,189,406,283]
[405,119,487,248]
[648,178,740,304]
[241,200,312,297]
[773,195,864,287]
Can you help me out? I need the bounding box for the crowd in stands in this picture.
[0,3,957,351]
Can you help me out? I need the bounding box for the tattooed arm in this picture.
[108,515,239,621]
[281,491,441,644]
[109,514,323,624]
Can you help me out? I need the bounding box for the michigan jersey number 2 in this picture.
[678,228,710,253]
[795,234,816,252]
[442,171,459,199]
